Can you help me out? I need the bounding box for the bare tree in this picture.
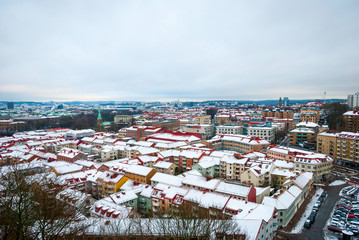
[0,164,90,240]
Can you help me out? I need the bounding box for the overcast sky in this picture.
[0,1,358,102]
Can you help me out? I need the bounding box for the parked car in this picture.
[313,203,320,210]
[328,225,343,233]
[308,212,316,223]
[304,219,312,228]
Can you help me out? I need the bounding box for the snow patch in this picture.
[328,180,346,186]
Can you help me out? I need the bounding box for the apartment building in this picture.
[263,172,313,227]
[153,161,176,174]
[215,114,231,125]
[247,125,275,142]
[146,131,202,145]
[193,115,211,125]
[182,124,214,140]
[124,165,157,184]
[316,132,338,159]
[343,111,359,133]
[216,125,242,135]
[294,153,333,181]
[114,115,133,126]
[289,128,315,145]
[124,126,164,141]
[97,171,130,196]
[0,119,26,131]
[57,148,86,162]
[207,134,270,154]
[337,132,359,165]
[219,155,248,180]
[240,160,274,187]
[348,92,359,109]
[262,110,294,119]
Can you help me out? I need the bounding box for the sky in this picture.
[0,0,358,102]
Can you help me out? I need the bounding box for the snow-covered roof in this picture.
[153,161,174,169]
[182,174,220,190]
[125,165,154,176]
[151,172,182,187]
[215,182,250,198]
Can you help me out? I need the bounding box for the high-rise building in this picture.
[7,101,14,109]
[283,97,289,107]
[278,97,282,107]
[348,92,359,109]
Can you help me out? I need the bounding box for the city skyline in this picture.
[0,1,358,101]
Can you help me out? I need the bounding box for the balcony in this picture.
[152,200,160,207]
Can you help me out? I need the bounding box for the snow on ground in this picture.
[328,180,346,186]
[291,188,324,233]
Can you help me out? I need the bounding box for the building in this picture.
[289,128,315,145]
[205,134,270,154]
[114,115,133,126]
[337,132,359,165]
[300,107,320,123]
[216,125,242,135]
[283,97,289,107]
[294,153,333,181]
[215,114,231,125]
[146,131,201,145]
[348,92,359,109]
[124,165,157,184]
[193,115,211,125]
[153,161,176,175]
[64,129,95,139]
[124,126,164,141]
[343,111,359,133]
[149,120,181,131]
[182,124,214,140]
[316,132,338,159]
[247,125,275,142]
[57,148,87,162]
[262,110,294,119]
[97,171,130,196]
[7,101,14,109]
[263,172,313,227]
[0,119,26,131]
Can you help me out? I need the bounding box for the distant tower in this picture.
[278,97,283,107]
[97,106,104,131]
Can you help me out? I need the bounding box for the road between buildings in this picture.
[278,184,347,240]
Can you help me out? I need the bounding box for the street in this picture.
[278,184,347,240]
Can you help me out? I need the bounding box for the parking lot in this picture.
[323,185,359,239]
[277,184,348,239]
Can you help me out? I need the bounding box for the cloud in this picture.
[0,0,358,101]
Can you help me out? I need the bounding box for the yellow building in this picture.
[125,165,157,184]
[294,154,333,182]
[193,115,211,125]
[316,132,338,159]
[216,115,231,125]
[97,171,130,196]
[289,128,315,145]
[300,107,320,123]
